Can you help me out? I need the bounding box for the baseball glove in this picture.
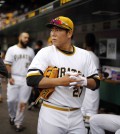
[35,66,58,103]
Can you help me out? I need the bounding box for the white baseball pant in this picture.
[7,76,32,126]
[90,114,120,134]
[37,103,86,134]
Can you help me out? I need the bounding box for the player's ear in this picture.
[67,30,73,38]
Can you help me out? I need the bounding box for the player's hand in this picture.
[70,75,87,87]
[9,78,15,85]
[64,72,87,88]
[58,72,79,86]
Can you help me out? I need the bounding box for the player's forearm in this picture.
[5,64,12,78]
[27,75,61,88]
[38,74,78,89]
[38,77,59,88]
[6,64,11,72]
[86,78,97,90]
[38,76,72,88]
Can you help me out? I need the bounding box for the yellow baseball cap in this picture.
[46,16,74,31]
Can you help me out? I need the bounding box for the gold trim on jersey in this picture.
[57,45,75,56]
[27,71,41,77]
[42,103,80,112]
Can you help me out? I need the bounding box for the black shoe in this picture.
[15,125,25,132]
[9,117,15,125]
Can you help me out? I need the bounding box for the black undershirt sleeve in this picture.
[87,74,100,90]
[26,69,44,88]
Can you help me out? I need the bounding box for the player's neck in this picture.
[58,45,73,51]
[57,44,74,54]
[58,40,73,52]
[17,43,26,49]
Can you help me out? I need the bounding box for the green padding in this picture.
[100,81,120,106]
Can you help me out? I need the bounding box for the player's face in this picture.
[19,33,29,48]
[50,26,72,49]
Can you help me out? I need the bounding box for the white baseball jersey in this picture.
[5,45,34,77]
[88,51,99,69]
[28,45,98,108]
[81,51,100,116]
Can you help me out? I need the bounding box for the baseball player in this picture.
[81,33,100,121]
[27,16,100,134]
[4,32,34,132]
[90,114,120,134]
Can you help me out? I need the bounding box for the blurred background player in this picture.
[81,33,100,122]
[4,32,34,132]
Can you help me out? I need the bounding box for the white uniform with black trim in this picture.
[81,51,100,117]
[5,45,34,126]
[28,45,98,134]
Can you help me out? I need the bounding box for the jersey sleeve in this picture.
[28,47,49,72]
[31,48,35,60]
[85,53,100,90]
[85,52,98,77]
[4,47,14,65]
[26,47,50,87]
